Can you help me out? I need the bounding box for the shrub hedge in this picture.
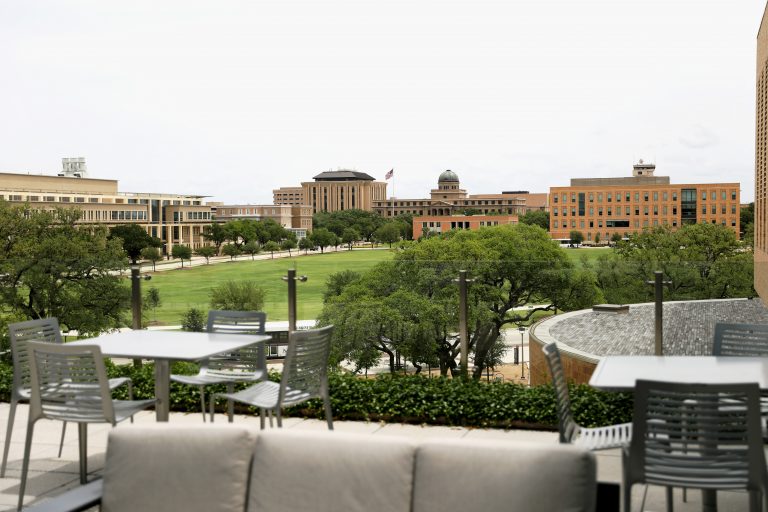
[0,361,633,430]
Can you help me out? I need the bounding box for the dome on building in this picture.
[438,170,459,183]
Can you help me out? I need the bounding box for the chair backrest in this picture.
[26,341,115,424]
[206,310,267,372]
[8,318,64,395]
[628,379,767,492]
[713,322,768,356]
[278,325,334,407]
[541,343,579,444]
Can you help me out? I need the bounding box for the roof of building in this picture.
[438,170,459,182]
[313,170,376,181]
[533,298,768,358]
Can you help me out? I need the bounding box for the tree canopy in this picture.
[109,224,161,264]
[318,224,600,379]
[0,204,130,335]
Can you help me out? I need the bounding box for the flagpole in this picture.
[391,173,394,218]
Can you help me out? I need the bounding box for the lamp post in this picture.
[282,268,307,333]
[130,263,151,366]
[518,326,526,379]
[645,271,672,356]
[452,270,475,379]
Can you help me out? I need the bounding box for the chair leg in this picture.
[17,420,36,512]
[622,482,632,512]
[57,421,67,457]
[276,409,282,428]
[268,410,273,428]
[209,394,216,423]
[227,383,234,424]
[77,423,88,485]
[323,393,333,430]
[128,381,135,424]
[748,490,760,512]
[1,397,18,478]
[199,386,207,422]
[259,408,265,430]
[665,487,673,512]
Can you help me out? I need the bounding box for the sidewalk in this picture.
[0,403,755,511]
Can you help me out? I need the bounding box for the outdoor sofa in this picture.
[25,424,598,512]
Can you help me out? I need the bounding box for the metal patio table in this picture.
[69,330,271,421]
[590,355,768,512]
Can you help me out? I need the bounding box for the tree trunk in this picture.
[471,323,498,380]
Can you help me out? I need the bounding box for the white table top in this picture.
[68,330,271,361]
[589,356,768,392]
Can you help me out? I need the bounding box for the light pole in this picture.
[130,263,151,366]
[518,326,526,380]
[282,268,307,333]
[452,270,475,379]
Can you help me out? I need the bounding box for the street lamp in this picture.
[518,326,526,380]
[130,263,151,366]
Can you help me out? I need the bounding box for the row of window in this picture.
[2,194,203,206]
[553,205,738,217]
[552,190,738,204]
[553,218,737,229]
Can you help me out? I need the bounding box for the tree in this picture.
[741,203,754,244]
[210,280,265,311]
[141,246,162,271]
[144,287,162,322]
[610,232,623,246]
[374,223,400,248]
[243,240,261,260]
[195,245,217,264]
[280,238,297,257]
[171,245,192,268]
[181,308,205,332]
[342,228,360,251]
[519,210,549,230]
[299,236,315,254]
[569,230,584,246]
[323,270,362,302]
[222,243,242,261]
[309,228,336,254]
[319,224,600,379]
[0,205,130,335]
[109,224,162,264]
[202,223,228,252]
[263,241,280,259]
[594,233,601,245]
[595,224,754,304]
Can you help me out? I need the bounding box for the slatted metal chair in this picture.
[623,380,768,512]
[542,342,631,449]
[713,322,768,356]
[17,342,156,511]
[170,310,267,421]
[210,325,334,429]
[1,318,132,478]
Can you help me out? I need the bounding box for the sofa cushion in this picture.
[412,439,597,512]
[248,430,415,512]
[101,424,256,512]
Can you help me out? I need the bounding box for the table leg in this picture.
[154,359,170,422]
[702,490,717,512]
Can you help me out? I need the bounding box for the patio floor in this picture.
[0,403,758,511]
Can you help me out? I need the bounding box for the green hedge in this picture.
[0,361,633,429]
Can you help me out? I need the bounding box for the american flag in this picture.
[385,169,393,180]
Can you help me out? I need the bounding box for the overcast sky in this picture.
[0,1,764,204]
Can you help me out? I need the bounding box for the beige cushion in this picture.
[101,424,256,512]
[412,439,597,512]
[248,430,415,512]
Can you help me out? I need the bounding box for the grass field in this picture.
[142,250,393,325]
[562,246,611,267]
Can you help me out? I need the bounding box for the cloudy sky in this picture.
[0,1,764,203]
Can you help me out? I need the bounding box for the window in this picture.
[635,207,640,216]
[710,206,716,215]
[589,207,594,215]
[588,193,593,202]
[663,206,668,215]
[644,206,649,216]
[731,191,737,200]
[616,193,622,202]
[663,192,668,201]
[59,197,70,203]
[672,192,678,201]
[553,195,558,203]
[634,192,640,201]
[721,206,726,214]
[28,195,39,202]
[653,205,658,215]
[89,198,99,203]
[598,207,603,216]
[711,191,716,200]
[701,206,707,214]
[701,191,707,200]
[673,206,678,215]
[626,193,631,202]
[607,193,612,202]
[44,196,55,202]
[653,192,658,201]
[75,197,85,203]
[597,193,603,202]
[644,192,649,201]
[625,206,630,215]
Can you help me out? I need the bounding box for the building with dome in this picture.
[273,170,388,214]
[371,170,547,219]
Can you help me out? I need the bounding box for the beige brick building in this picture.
[549,162,740,243]
[0,171,214,255]
[274,170,387,214]
[213,204,313,238]
[756,3,768,299]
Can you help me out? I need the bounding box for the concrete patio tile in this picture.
[375,423,467,439]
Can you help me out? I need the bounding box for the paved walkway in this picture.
[0,403,756,511]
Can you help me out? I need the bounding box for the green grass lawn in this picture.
[142,249,393,325]
[563,246,611,267]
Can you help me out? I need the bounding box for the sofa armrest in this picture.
[23,479,103,512]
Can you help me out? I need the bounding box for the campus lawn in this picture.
[563,246,610,267]
[141,249,393,325]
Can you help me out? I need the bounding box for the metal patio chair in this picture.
[623,380,768,512]
[542,342,631,449]
[210,325,334,429]
[171,310,268,421]
[17,342,156,511]
[713,322,768,357]
[1,318,132,478]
